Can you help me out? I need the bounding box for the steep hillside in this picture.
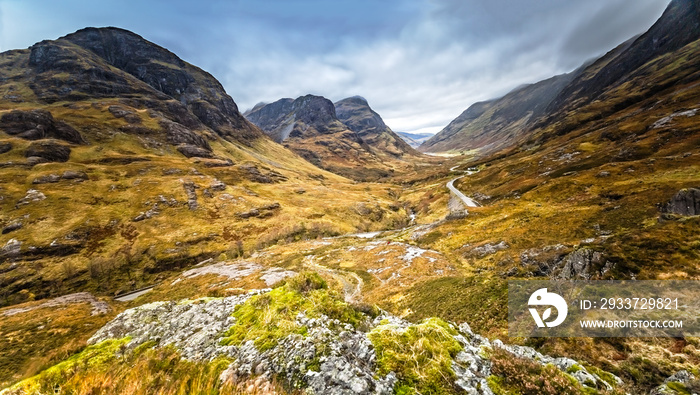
[245,95,424,181]
[422,0,700,157]
[420,71,577,154]
[334,96,417,157]
[546,0,700,116]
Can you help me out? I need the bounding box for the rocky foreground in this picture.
[2,273,641,395]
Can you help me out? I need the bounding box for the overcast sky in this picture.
[0,0,670,134]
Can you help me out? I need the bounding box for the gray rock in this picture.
[519,244,569,276]
[25,139,71,162]
[183,181,198,210]
[0,239,21,259]
[133,204,160,222]
[16,189,46,207]
[26,156,49,166]
[0,109,84,144]
[32,174,61,184]
[61,170,89,180]
[558,248,605,280]
[177,144,214,158]
[237,209,260,219]
[596,171,611,178]
[468,241,509,257]
[210,180,226,191]
[663,188,700,216]
[1,221,22,234]
[651,370,696,395]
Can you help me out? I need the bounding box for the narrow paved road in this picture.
[447,170,480,207]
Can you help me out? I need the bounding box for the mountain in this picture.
[0,28,416,310]
[420,71,579,154]
[7,27,263,150]
[545,0,700,117]
[422,0,700,156]
[245,95,420,180]
[334,96,416,157]
[396,131,434,148]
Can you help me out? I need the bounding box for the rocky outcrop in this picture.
[24,139,71,162]
[651,370,697,395]
[334,96,416,157]
[61,170,89,180]
[0,239,22,260]
[519,244,570,277]
[558,248,615,280]
[177,144,213,158]
[238,164,287,183]
[85,289,620,395]
[2,292,110,317]
[16,189,46,207]
[662,188,700,216]
[1,220,23,234]
[183,181,198,210]
[236,203,280,219]
[0,109,84,144]
[466,241,509,258]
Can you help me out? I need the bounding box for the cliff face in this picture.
[12,27,263,146]
[245,95,420,181]
[335,96,417,157]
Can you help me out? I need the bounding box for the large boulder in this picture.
[558,248,613,280]
[24,139,71,162]
[662,188,700,216]
[0,109,84,144]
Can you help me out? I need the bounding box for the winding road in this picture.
[447,169,480,207]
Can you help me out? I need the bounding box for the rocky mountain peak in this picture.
[290,95,339,129]
[22,26,262,143]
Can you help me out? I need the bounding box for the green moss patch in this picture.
[221,272,366,351]
[369,317,463,395]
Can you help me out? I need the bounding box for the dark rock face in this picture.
[663,188,700,216]
[19,27,263,145]
[245,95,342,142]
[548,0,700,114]
[558,248,613,280]
[61,27,259,142]
[32,174,61,184]
[25,140,71,162]
[61,170,89,180]
[0,142,12,154]
[238,164,287,183]
[0,110,84,144]
[161,121,211,150]
[335,96,415,156]
[177,144,213,159]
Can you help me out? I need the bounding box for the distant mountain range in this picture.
[396,132,434,148]
[421,0,700,155]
